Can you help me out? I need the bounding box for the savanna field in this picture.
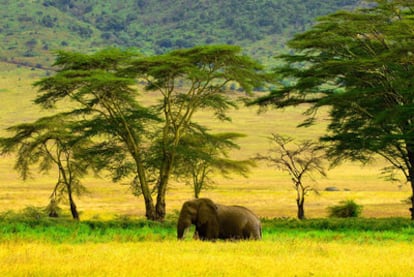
[1,65,414,276]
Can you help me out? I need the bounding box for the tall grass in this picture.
[1,239,414,276]
[2,209,414,276]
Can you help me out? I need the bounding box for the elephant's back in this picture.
[228,205,260,222]
[216,204,261,239]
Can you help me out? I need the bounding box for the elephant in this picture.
[177,198,262,240]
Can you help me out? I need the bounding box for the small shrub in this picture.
[45,199,61,218]
[328,200,363,218]
[21,206,44,220]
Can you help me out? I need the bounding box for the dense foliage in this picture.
[46,0,359,50]
[0,0,359,67]
[255,0,414,219]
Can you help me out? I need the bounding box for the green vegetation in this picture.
[175,132,255,199]
[328,200,363,218]
[0,115,96,220]
[254,0,414,219]
[0,1,104,67]
[2,2,414,274]
[0,0,360,68]
[1,208,414,243]
[0,208,175,243]
[1,45,267,221]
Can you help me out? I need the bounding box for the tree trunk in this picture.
[140,183,156,220]
[155,192,166,221]
[155,165,170,221]
[296,185,305,220]
[297,198,305,220]
[69,199,79,220]
[68,190,79,220]
[144,197,156,220]
[193,166,206,199]
[134,157,156,220]
[194,175,201,199]
[407,147,414,220]
[407,166,414,220]
[155,151,176,221]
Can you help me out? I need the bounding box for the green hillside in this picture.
[1,0,360,68]
[0,1,105,68]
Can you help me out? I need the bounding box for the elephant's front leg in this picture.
[195,223,206,239]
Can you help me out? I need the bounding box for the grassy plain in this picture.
[0,64,410,219]
[1,216,414,276]
[2,240,414,276]
[1,64,413,276]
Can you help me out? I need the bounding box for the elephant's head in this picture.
[177,198,219,240]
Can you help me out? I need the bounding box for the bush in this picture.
[328,200,363,218]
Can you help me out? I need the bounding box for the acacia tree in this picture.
[254,0,414,218]
[34,48,160,219]
[34,46,267,221]
[126,45,267,219]
[256,134,326,219]
[174,132,255,198]
[0,115,91,220]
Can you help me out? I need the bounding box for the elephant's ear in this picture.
[198,199,218,225]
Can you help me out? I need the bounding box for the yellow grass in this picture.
[1,240,414,276]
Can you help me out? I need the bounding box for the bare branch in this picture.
[256,133,326,219]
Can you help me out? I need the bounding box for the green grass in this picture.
[2,208,414,244]
[263,217,414,242]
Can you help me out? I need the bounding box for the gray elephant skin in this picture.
[177,198,262,240]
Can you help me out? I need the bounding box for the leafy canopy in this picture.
[30,45,268,221]
[257,0,414,173]
[254,0,414,218]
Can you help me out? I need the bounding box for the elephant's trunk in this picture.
[177,217,191,239]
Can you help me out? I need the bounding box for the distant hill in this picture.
[0,0,361,69]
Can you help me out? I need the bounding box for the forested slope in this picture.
[0,0,360,68]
